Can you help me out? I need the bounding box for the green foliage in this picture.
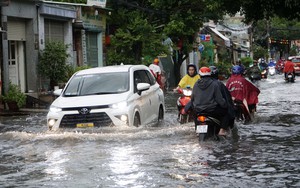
[38,41,69,88]
[253,45,268,60]
[65,65,91,81]
[290,45,298,56]
[106,9,169,65]
[2,83,27,108]
[215,61,232,78]
[51,0,87,3]
[200,42,215,66]
[221,0,300,23]
[240,57,253,67]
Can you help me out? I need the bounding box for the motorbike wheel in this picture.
[199,133,206,142]
[178,114,188,124]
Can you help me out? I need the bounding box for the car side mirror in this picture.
[137,83,150,95]
[53,89,63,96]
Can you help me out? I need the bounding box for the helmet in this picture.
[153,58,159,65]
[199,67,211,76]
[232,65,243,74]
[209,66,219,78]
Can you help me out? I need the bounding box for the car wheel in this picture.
[158,106,164,121]
[133,113,141,127]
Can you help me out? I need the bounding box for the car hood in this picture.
[51,93,130,108]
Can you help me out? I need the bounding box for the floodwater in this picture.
[0,74,299,188]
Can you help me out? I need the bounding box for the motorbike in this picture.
[261,69,268,79]
[285,72,295,83]
[176,87,193,124]
[249,72,261,83]
[259,61,269,79]
[268,66,276,76]
[194,113,222,141]
[233,99,256,123]
[276,62,284,74]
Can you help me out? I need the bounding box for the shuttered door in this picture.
[7,20,26,41]
[86,32,98,67]
[44,19,64,42]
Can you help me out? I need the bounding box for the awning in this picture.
[209,27,231,47]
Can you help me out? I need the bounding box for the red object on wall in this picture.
[105,35,111,46]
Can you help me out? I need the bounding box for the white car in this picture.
[47,64,165,130]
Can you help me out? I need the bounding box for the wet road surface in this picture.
[0,74,299,187]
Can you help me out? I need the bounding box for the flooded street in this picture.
[0,74,299,187]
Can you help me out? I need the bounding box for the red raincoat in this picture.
[226,74,260,105]
[283,60,295,73]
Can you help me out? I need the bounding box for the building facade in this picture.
[0,0,107,98]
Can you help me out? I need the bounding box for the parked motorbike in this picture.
[285,72,295,83]
[194,113,222,141]
[176,87,193,124]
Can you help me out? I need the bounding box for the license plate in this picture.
[196,125,208,133]
[76,123,94,128]
[288,75,292,78]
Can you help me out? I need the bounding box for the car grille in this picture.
[60,112,113,128]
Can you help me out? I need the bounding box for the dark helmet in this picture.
[232,65,243,75]
[187,64,198,77]
[209,66,219,78]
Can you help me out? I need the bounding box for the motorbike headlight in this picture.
[111,101,127,109]
[182,89,192,96]
[49,105,62,113]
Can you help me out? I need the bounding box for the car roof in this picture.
[288,56,300,59]
[75,64,148,75]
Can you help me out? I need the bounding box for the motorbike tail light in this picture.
[197,116,206,122]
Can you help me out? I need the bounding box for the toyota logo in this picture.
[79,108,90,115]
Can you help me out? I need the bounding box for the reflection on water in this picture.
[0,74,300,187]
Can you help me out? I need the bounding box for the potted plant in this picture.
[2,83,27,111]
[38,41,69,90]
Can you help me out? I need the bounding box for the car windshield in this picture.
[63,72,129,97]
[292,58,300,63]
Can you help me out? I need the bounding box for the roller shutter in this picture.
[7,20,26,41]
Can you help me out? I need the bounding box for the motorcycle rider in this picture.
[149,58,163,88]
[210,66,235,130]
[188,67,228,135]
[283,58,295,80]
[226,65,260,122]
[247,60,261,81]
[173,64,200,91]
[276,57,285,74]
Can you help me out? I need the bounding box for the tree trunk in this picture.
[173,50,188,86]
[50,79,57,91]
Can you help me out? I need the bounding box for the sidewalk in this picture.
[0,106,48,116]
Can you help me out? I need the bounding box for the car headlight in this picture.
[111,101,127,109]
[49,105,62,113]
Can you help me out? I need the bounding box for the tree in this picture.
[38,41,69,90]
[219,0,300,23]
[106,8,169,65]
[107,0,225,85]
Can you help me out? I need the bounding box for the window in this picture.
[134,70,152,93]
